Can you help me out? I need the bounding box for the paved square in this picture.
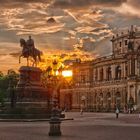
[0,112,140,140]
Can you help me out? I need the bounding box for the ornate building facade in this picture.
[60,26,140,112]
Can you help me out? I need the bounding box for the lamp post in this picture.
[48,96,62,136]
[48,75,62,136]
[48,69,73,136]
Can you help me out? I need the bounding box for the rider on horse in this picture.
[19,36,42,66]
[26,35,35,55]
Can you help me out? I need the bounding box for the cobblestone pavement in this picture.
[0,112,140,140]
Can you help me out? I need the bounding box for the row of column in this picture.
[71,88,127,110]
[93,63,126,81]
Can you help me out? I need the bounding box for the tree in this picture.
[0,70,19,106]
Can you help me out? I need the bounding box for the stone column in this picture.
[127,60,130,76]
[121,88,125,106]
[98,68,100,81]
[121,88,123,108]
[103,91,106,109]
[93,69,95,81]
[133,85,136,103]
[73,91,80,109]
[130,60,132,75]
[121,63,124,79]
[112,88,115,109]
[127,86,130,102]
[135,59,137,76]
[94,68,97,81]
[123,63,126,78]
[103,66,106,80]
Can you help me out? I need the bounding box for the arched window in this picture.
[131,59,135,76]
[125,64,128,77]
[128,96,134,109]
[115,92,121,108]
[95,69,98,81]
[107,67,112,81]
[115,65,121,79]
[99,93,103,109]
[100,68,103,81]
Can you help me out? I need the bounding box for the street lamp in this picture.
[46,66,52,78]
[48,68,73,136]
[48,98,62,136]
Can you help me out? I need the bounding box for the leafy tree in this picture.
[0,70,19,106]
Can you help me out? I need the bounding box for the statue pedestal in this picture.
[16,66,47,101]
[2,66,50,119]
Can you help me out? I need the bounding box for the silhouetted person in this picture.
[26,35,35,54]
[115,108,119,119]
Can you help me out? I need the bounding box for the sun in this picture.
[62,70,73,77]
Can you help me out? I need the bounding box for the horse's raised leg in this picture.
[33,55,37,67]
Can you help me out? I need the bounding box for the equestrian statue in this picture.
[19,36,42,66]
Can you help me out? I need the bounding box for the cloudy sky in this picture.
[0,0,139,73]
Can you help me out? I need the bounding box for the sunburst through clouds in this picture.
[0,0,139,73]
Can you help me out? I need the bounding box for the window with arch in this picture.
[107,66,112,81]
[94,93,97,105]
[131,59,135,76]
[125,64,128,78]
[115,65,121,79]
[100,68,104,81]
[95,69,98,81]
[115,92,121,108]
[99,93,103,107]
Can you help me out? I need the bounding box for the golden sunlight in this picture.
[62,70,73,77]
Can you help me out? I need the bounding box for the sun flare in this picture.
[62,70,73,77]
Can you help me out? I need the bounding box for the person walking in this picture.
[115,108,119,119]
[80,108,83,115]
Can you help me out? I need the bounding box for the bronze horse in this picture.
[19,38,42,66]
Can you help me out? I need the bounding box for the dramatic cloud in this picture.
[0,0,139,73]
[127,0,140,10]
[113,0,140,17]
[52,0,127,9]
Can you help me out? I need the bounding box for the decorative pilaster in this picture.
[97,68,100,81]
[135,59,137,76]
[128,60,131,76]
[123,63,126,78]
[103,66,106,80]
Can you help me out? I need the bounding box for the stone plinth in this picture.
[14,66,50,118]
[16,66,48,101]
